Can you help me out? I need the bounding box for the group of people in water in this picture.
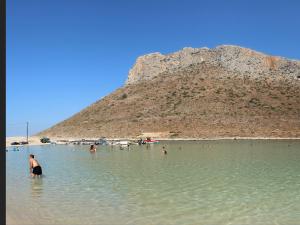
[27,143,168,178]
[90,143,167,154]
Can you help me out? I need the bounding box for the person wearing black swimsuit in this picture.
[29,154,42,177]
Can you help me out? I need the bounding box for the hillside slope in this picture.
[39,45,300,138]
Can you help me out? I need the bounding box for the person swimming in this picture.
[29,154,42,177]
[90,144,97,152]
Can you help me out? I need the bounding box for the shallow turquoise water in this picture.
[6,140,300,225]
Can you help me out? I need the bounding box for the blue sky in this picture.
[7,0,300,136]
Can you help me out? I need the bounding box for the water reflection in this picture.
[31,176,43,198]
[90,150,97,160]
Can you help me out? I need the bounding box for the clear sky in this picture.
[7,0,300,136]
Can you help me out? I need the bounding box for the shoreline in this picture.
[6,136,50,147]
[6,136,300,147]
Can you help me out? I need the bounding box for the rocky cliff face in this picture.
[39,45,300,139]
[126,45,300,85]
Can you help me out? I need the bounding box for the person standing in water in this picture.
[29,154,42,177]
[162,146,167,155]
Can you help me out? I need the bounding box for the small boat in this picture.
[119,141,131,146]
[110,141,130,146]
[144,137,159,143]
[95,138,109,146]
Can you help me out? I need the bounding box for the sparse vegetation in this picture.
[39,57,300,139]
[120,93,128,99]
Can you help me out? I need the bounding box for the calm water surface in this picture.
[6,140,300,225]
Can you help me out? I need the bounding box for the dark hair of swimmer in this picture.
[90,145,94,150]
[30,154,34,158]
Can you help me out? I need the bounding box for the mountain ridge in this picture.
[38,45,300,138]
[126,45,300,85]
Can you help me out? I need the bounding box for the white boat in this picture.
[119,141,129,146]
[109,140,130,146]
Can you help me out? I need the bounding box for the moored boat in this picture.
[144,137,159,143]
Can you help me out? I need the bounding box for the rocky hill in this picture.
[126,45,300,84]
[39,45,300,139]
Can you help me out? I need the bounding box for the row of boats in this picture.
[52,137,159,146]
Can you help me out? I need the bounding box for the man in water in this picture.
[29,154,42,177]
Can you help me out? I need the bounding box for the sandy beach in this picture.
[6,136,50,147]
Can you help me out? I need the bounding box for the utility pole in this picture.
[26,122,29,143]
